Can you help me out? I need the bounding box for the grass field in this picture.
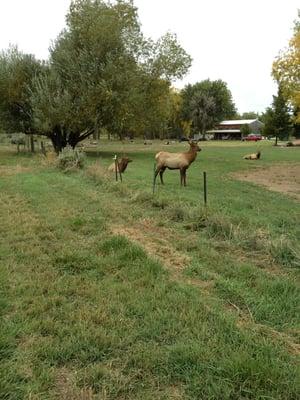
[0,140,299,399]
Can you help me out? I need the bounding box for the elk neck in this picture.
[185,147,198,163]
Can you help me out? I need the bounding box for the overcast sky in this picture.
[0,0,298,113]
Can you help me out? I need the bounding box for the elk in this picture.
[108,157,132,173]
[243,151,261,160]
[154,141,201,186]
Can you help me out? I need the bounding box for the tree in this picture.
[0,46,44,150]
[166,88,183,139]
[180,79,237,135]
[240,124,251,138]
[238,111,259,120]
[262,86,292,144]
[190,92,216,137]
[29,0,191,152]
[261,107,275,137]
[272,12,300,123]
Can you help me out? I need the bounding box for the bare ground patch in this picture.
[232,163,300,200]
[54,368,95,400]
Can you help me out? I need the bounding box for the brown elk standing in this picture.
[154,141,201,186]
[108,157,132,173]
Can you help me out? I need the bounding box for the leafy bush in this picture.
[57,146,85,171]
[10,133,26,145]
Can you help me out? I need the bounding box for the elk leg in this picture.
[180,169,184,186]
[154,167,160,185]
[183,168,187,186]
[159,167,166,184]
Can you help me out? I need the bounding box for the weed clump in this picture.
[130,190,153,205]
[152,197,169,209]
[58,146,85,171]
[269,237,300,268]
[166,204,187,222]
[85,161,109,185]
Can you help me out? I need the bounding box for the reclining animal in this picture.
[243,151,261,160]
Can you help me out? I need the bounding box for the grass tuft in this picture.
[85,161,109,184]
[269,237,300,268]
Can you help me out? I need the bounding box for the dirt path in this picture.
[233,163,300,200]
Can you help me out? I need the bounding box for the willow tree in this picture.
[30,0,192,152]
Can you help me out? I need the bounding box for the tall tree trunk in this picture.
[30,135,35,153]
[50,137,61,154]
[68,132,79,149]
[202,123,206,140]
[50,131,66,154]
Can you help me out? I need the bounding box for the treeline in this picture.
[0,1,298,152]
[0,0,237,152]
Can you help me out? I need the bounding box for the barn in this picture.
[202,119,264,140]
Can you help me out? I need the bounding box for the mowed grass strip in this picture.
[0,143,299,399]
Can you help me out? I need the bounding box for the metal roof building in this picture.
[207,119,264,140]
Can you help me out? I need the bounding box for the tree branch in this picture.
[77,127,95,142]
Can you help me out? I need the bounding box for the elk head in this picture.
[189,140,202,152]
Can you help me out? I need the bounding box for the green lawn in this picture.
[0,141,299,399]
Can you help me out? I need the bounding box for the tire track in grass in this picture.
[110,218,300,356]
[110,218,213,291]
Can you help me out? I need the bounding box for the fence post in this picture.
[118,163,122,182]
[114,155,118,182]
[203,171,207,205]
[152,162,156,195]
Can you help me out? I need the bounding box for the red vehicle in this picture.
[242,133,262,142]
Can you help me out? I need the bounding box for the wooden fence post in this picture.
[152,162,156,195]
[114,155,118,182]
[203,171,207,205]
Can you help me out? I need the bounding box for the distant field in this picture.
[0,140,299,399]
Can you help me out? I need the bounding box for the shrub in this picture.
[57,146,85,171]
[0,132,12,144]
[10,133,26,145]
